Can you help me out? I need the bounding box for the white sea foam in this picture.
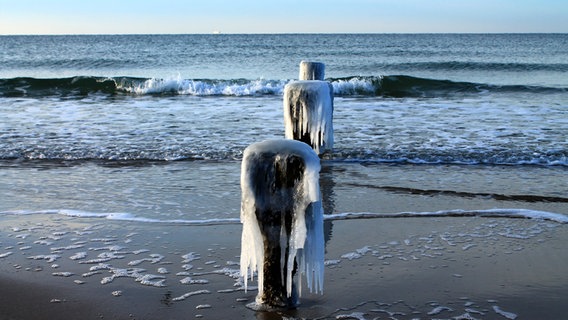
[119,77,288,96]
[428,306,454,315]
[0,252,14,258]
[28,254,60,263]
[79,257,114,264]
[51,244,85,251]
[325,209,568,224]
[493,306,518,319]
[341,252,363,260]
[331,77,377,95]
[181,252,201,262]
[128,253,164,266]
[69,252,88,260]
[180,277,209,285]
[171,289,211,302]
[0,210,241,225]
[336,312,368,320]
[1,208,566,225]
[136,274,166,287]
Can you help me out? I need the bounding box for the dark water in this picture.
[2,34,567,85]
[1,34,567,165]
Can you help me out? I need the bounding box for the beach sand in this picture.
[1,162,567,319]
[1,210,566,320]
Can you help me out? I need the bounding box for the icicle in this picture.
[283,80,334,155]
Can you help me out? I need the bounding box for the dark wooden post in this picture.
[240,139,324,310]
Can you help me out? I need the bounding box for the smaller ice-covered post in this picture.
[240,139,324,310]
[283,80,334,155]
[299,61,325,81]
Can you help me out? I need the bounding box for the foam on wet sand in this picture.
[0,210,566,319]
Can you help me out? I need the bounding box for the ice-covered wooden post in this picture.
[240,139,324,310]
[299,61,325,81]
[283,80,334,155]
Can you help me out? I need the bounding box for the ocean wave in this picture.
[0,76,288,98]
[2,208,566,224]
[1,148,566,167]
[329,75,567,97]
[1,75,564,98]
[326,149,568,167]
[3,57,143,70]
[0,77,117,98]
[118,77,287,96]
[388,61,568,73]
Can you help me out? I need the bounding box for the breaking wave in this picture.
[1,75,565,98]
[329,75,567,97]
[0,76,286,98]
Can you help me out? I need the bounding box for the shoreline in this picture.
[1,214,566,319]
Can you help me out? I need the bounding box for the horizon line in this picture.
[2,31,567,36]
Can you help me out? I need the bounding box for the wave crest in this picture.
[1,75,565,98]
[119,77,287,96]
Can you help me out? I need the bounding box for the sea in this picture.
[1,33,568,319]
[1,33,567,223]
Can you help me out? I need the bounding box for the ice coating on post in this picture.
[240,139,324,309]
[283,80,334,155]
[299,61,325,80]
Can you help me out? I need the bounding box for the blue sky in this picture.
[1,0,566,34]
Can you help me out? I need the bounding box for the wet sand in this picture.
[1,212,566,320]
[1,161,567,319]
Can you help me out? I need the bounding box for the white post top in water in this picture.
[299,61,325,81]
